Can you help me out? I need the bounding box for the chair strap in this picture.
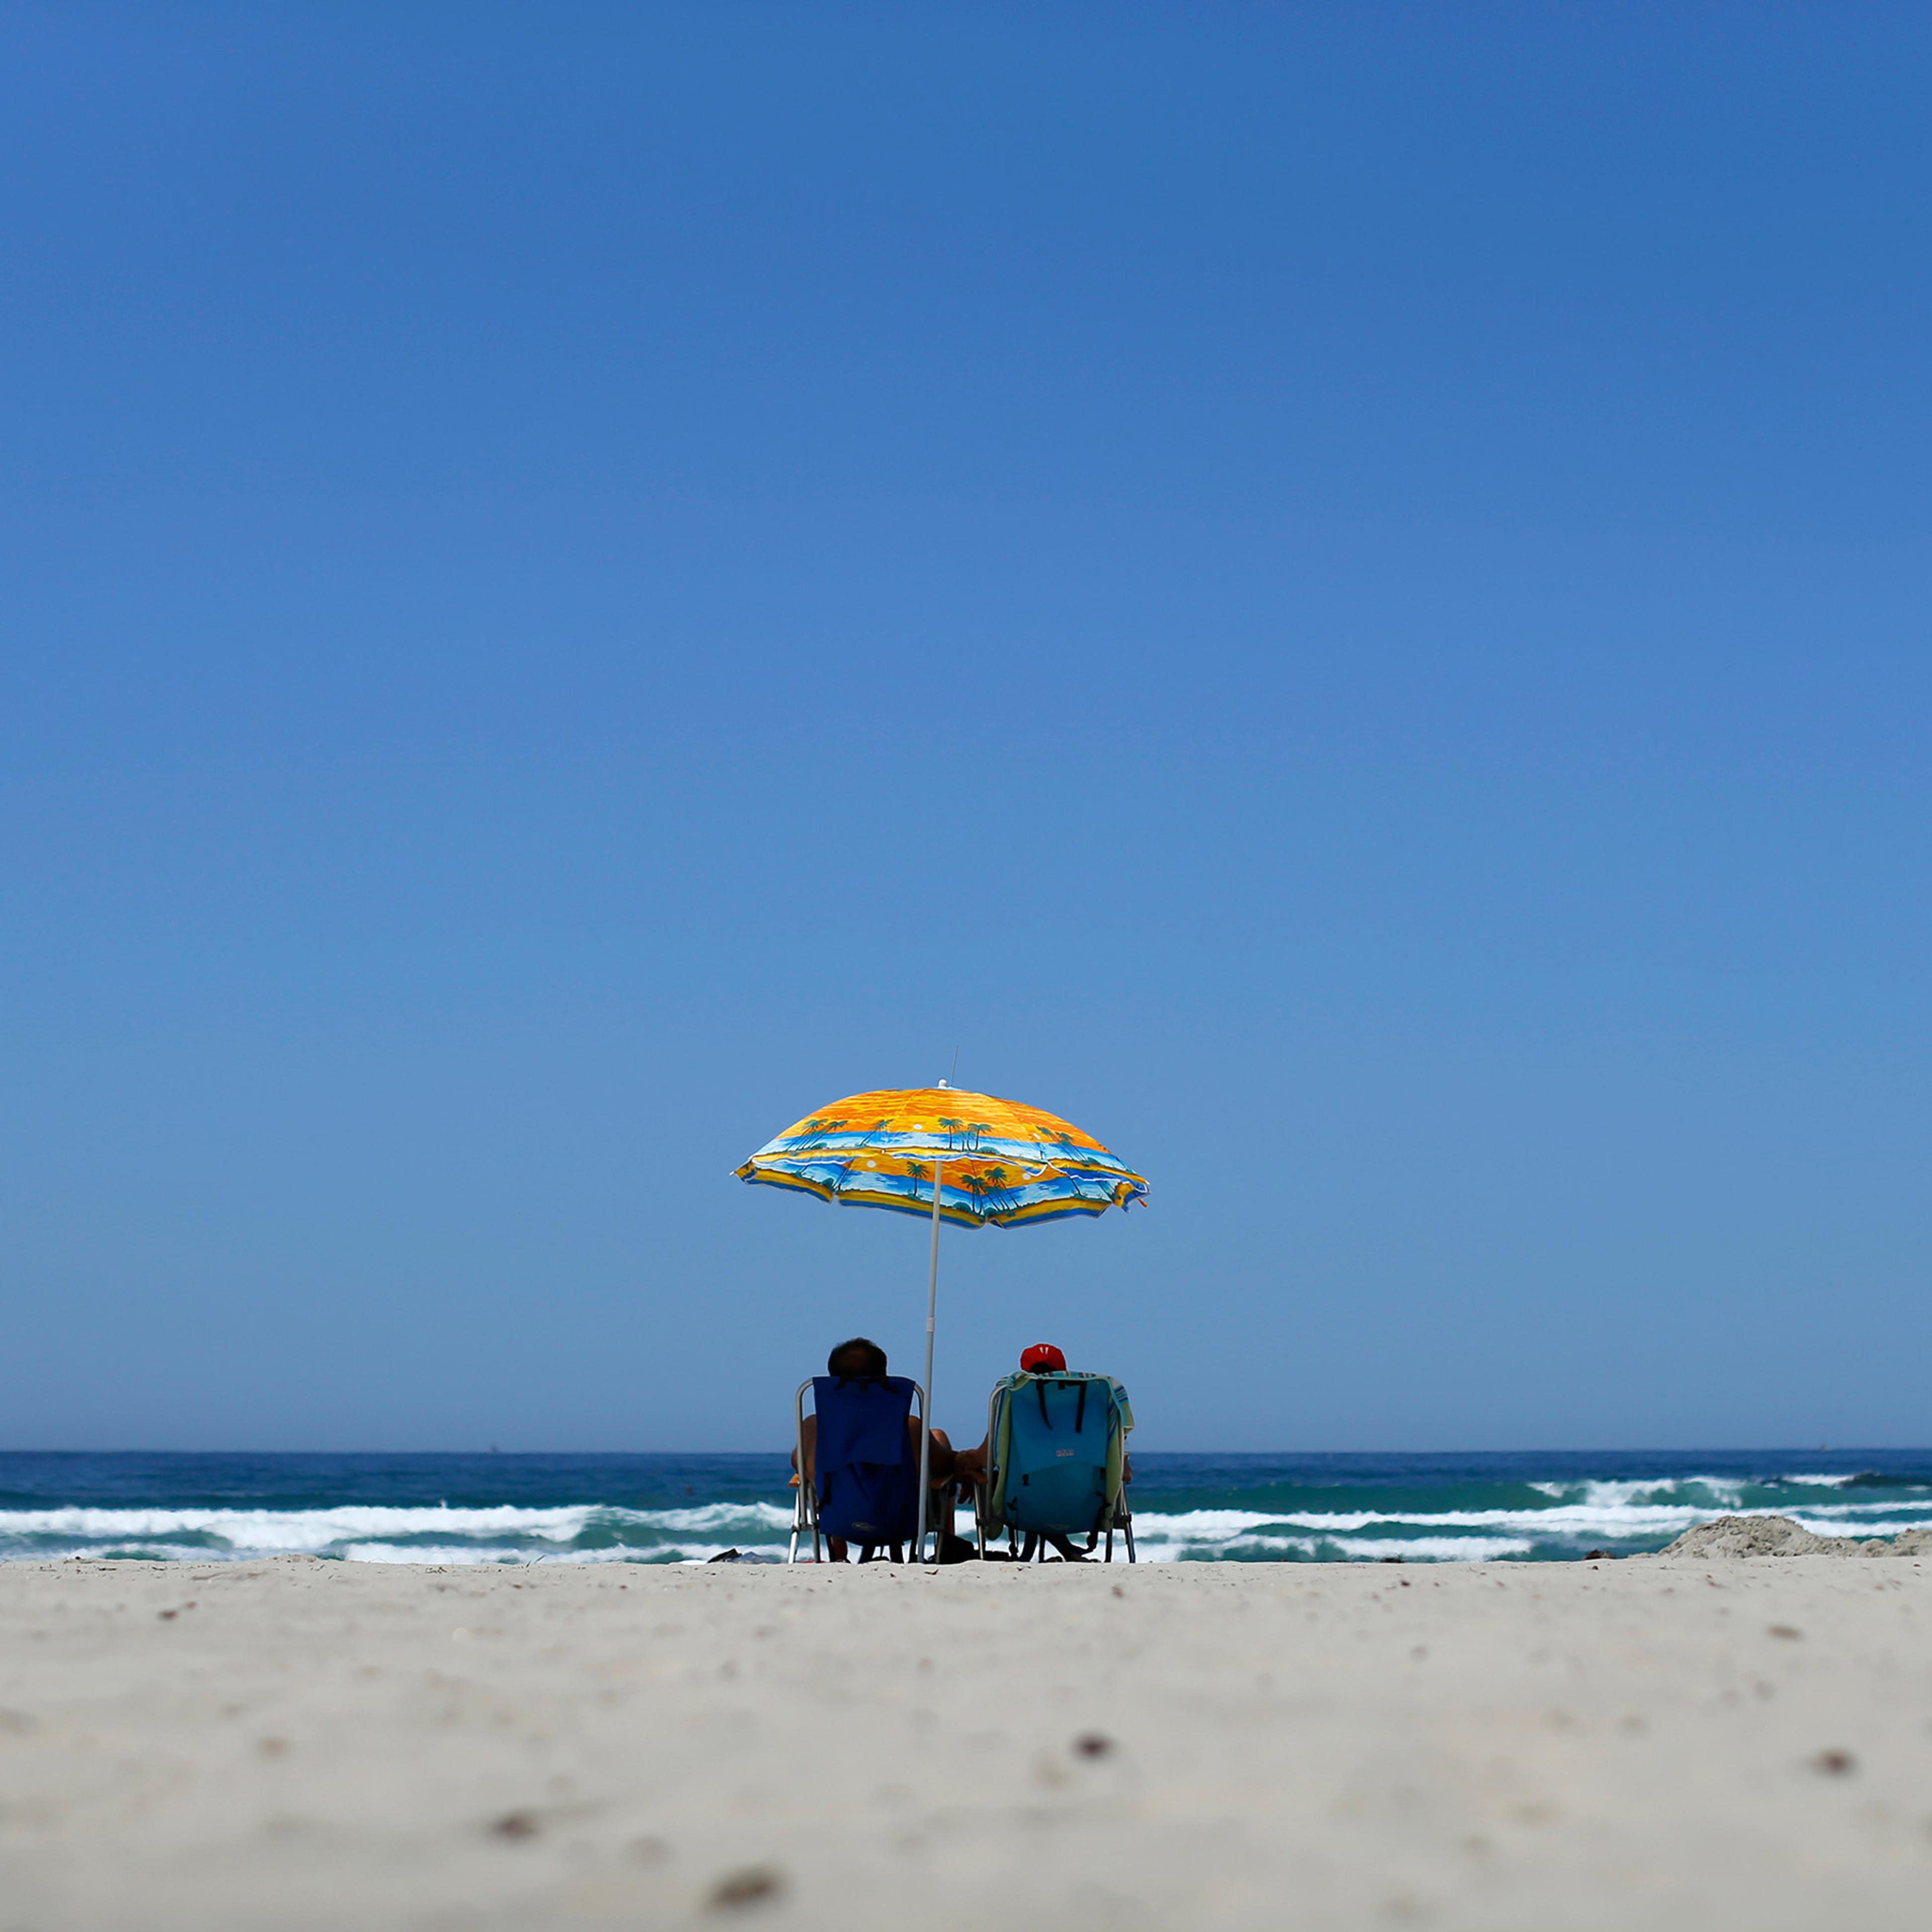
[1033,1375,1091,1433]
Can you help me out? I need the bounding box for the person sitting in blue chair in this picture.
[790,1337,961,1563]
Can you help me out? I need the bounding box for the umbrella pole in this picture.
[916,1158,942,1562]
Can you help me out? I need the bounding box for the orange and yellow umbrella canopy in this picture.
[734,1084,1148,1229]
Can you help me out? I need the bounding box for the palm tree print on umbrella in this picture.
[956,1164,1023,1219]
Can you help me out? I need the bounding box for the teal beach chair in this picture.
[975,1369,1135,1562]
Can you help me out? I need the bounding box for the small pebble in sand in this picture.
[1074,1732,1114,1758]
[707,1865,785,1909]
[1811,1750,1856,1777]
[490,1810,540,1839]
[1768,1626,1803,1640]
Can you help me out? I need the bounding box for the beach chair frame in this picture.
[973,1372,1136,1564]
[787,1378,927,1565]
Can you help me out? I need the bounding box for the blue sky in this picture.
[4,3,1928,1452]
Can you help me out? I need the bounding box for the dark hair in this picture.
[827,1336,889,1379]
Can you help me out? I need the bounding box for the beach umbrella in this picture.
[734,1082,1148,1557]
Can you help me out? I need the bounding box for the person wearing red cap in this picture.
[949,1343,1132,1544]
[948,1342,1134,1559]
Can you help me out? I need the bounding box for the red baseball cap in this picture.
[1019,1343,1067,1373]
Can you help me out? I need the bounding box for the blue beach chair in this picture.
[788,1375,925,1563]
[975,1369,1136,1562]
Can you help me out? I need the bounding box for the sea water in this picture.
[3,1448,1929,1565]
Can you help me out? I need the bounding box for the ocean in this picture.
[3,1448,1929,1565]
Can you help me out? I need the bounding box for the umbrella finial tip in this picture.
[935,1078,949,1088]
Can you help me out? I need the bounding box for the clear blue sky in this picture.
[4,4,1928,1453]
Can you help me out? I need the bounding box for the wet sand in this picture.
[2,1553,1928,1929]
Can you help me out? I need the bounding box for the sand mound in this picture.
[1656,1514,1932,1558]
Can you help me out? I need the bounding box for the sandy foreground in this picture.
[2,1555,1929,1931]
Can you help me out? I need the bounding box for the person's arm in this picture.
[910,1418,957,1483]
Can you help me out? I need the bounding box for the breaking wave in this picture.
[3,1451,1928,1565]
[0,1500,797,1565]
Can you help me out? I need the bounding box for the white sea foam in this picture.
[52,1543,248,1564]
[1128,1503,1711,1538]
[626,1502,793,1534]
[1785,1514,1932,1539]
[1119,1509,1290,1537]
[0,1500,795,1553]
[1532,1473,1870,1505]
[1537,1478,1751,1510]
[7,1481,1925,1568]
[0,1505,598,1548]
[1310,1534,1533,1562]
[1764,1498,1926,1516]
[1120,1493,1932,1552]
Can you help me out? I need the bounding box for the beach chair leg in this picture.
[1124,1515,1136,1564]
[890,1543,904,1564]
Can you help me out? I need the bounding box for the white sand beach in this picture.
[3,1552,1929,1930]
